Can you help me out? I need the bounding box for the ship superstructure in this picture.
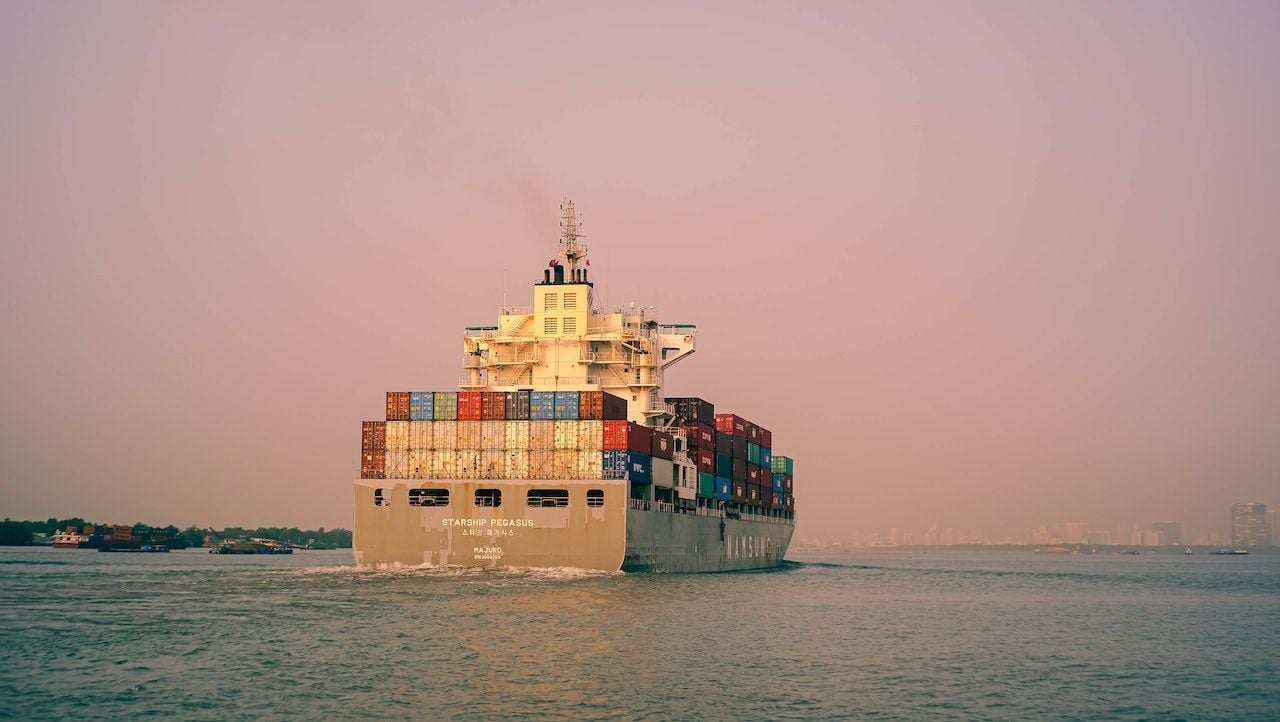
[353,202,796,572]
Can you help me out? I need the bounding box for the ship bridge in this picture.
[459,200,694,425]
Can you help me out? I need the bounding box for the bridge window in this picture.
[408,488,450,507]
[587,489,604,508]
[527,489,570,508]
[475,489,502,507]
[374,488,388,507]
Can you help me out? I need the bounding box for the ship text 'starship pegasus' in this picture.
[353,202,796,572]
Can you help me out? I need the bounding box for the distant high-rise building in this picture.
[1088,530,1112,545]
[1230,503,1269,547]
[889,528,899,546]
[1268,510,1280,546]
[1152,521,1182,546]
[1064,522,1089,545]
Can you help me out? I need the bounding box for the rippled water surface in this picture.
[2,547,1277,719]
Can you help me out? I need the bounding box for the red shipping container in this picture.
[681,423,715,449]
[747,422,761,443]
[362,421,386,451]
[785,495,795,511]
[360,449,385,479]
[578,391,604,420]
[651,430,674,460]
[747,484,761,503]
[481,392,507,420]
[386,392,410,421]
[747,463,761,484]
[760,427,772,449]
[784,475,794,494]
[731,457,747,481]
[627,422,654,455]
[732,481,747,502]
[603,420,630,450]
[696,448,715,474]
[715,413,748,439]
[458,391,483,420]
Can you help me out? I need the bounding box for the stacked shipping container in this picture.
[358,391,796,513]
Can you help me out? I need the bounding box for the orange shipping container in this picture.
[386,392,410,421]
[602,420,629,450]
[458,391,483,420]
[362,421,386,451]
[361,449,385,478]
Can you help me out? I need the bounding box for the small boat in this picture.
[99,544,169,553]
[1209,549,1250,555]
[1184,548,1193,555]
[210,538,293,555]
[1121,549,1142,555]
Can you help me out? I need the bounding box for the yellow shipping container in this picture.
[409,449,433,479]
[480,421,505,450]
[578,451,603,479]
[457,449,481,479]
[432,421,457,450]
[529,450,555,479]
[408,421,432,450]
[578,420,603,451]
[385,421,410,451]
[480,450,504,478]
[431,449,457,477]
[385,449,410,478]
[529,421,556,450]
[503,450,529,479]
[457,421,482,449]
[504,421,530,450]
[554,420,579,450]
[553,449,579,478]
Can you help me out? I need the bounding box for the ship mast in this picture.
[559,200,587,273]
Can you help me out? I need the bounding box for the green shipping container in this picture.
[771,455,793,475]
[697,472,716,498]
[747,442,761,465]
[433,392,458,420]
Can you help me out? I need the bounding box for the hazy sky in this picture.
[2,1,1278,539]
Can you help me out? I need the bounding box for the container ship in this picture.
[353,202,796,572]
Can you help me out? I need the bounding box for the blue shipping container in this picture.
[760,447,772,468]
[409,391,434,421]
[602,450,627,479]
[530,391,556,420]
[715,476,732,501]
[772,472,784,493]
[554,391,580,420]
[626,451,652,483]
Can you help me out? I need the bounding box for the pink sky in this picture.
[2,1,1277,539]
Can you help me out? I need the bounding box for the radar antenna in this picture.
[559,199,588,272]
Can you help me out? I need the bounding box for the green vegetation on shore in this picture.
[0,518,351,549]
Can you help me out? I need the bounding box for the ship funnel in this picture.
[543,269,551,284]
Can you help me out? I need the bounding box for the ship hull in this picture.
[353,479,792,572]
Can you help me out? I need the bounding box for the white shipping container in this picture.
[577,451,603,480]
[385,421,410,451]
[554,420,579,450]
[385,449,410,478]
[651,457,675,487]
[457,421,482,449]
[432,421,457,450]
[504,421,530,450]
[431,449,458,477]
[481,421,505,451]
[529,450,555,479]
[503,450,530,479]
[529,421,556,450]
[409,449,433,479]
[409,421,432,450]
[480,450,504,478]
[553,449,579,479]
[456,449,481,479]
[676,462,696,500]
[578,420,603,451]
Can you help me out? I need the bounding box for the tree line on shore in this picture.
[0,517,352,549]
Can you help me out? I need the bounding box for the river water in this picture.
[2,547,1277,720]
